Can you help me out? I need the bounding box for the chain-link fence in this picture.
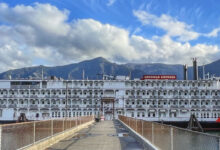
[0,116,93,150]
[118,115,220,150]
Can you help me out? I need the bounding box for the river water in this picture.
[206,131,220,137]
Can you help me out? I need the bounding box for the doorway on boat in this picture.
[101,98,115,120]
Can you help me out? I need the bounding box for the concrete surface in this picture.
[47,120,144,150]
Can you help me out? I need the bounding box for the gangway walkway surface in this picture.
[47,120,144,150]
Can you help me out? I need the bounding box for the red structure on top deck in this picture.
[141,75,177,80]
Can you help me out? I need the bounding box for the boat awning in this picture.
[159,109,166,112]
[181,109,188,112]
[170,109,177,112]
[149,109,155,112]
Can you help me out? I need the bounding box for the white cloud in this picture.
[0,43,32,71]
[0,3,70,36]
[133,10,200,42]
[204,27,220,37]
[130,35,219,64]
[133,10,220,41]
[107,0,116,6]
[0,3,219,72]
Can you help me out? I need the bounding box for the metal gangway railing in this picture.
[118,115,220,150]
[0,116,93,150]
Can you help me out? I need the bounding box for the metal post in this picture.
[113,99,115,119]
[152,123,154,144]
[63,119,64,131]
[142,120,144,136]
[136,119,137,132]
[171,127,173,150]
[218,138,220,150]
[129,118,130,127]
[65,81,68,118]
[76,117,78,127]
[0,126,2,150]
[51,119,53,136]
[33,121,36,143]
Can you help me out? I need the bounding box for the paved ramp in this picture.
[47,120,144,150]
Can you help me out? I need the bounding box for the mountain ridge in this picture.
[0,57,219,80]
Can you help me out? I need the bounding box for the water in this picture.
[206,131,220,137]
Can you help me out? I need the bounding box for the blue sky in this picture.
[0,0,220,72]
[6,0,220,41]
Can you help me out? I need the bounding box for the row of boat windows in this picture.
[127,82,212,87]
[64,83,103,87]
[0,91,104,95]
[131,112,174,118]
[50,81,213,87]
[51,111,94,118]
[126,91,220,96]
[126,101,218,105]
[64,81,211,87]
[1,91,220,96]
[0,100,99,105]
[0,99,218,105]
[51,111,122,118]
[191,113,220,118]
[130,112,220,118]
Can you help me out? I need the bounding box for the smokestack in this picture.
[193,58,198,80]
[183,64,188,80]
[82,69,85,80]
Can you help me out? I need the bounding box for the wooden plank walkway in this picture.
[47,120,144,150]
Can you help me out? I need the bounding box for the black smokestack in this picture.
[193,58,198,80]
[183,64,188,80]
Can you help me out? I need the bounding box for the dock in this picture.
[0,115,220,150]
[47,120,143,150]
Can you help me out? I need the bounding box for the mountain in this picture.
[0,57,219,80]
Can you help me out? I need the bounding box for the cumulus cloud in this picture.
[133,10,200,42]
[0,43,32,71]
[0,2,219,72]
[204,27,220,37]
[130,35,219,64]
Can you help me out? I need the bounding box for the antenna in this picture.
[202,63,205,80]
[129,71,132,80]
[82,69,85,80]
[41,66,44,80]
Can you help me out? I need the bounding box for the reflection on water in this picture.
[206,131,220,137]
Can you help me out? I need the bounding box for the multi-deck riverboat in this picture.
[0,76,219,123]
[0,59,219,128]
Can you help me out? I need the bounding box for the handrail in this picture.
[0,116,94,150]
[118,115,220,150]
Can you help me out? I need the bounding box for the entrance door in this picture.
[101,98,115,120]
